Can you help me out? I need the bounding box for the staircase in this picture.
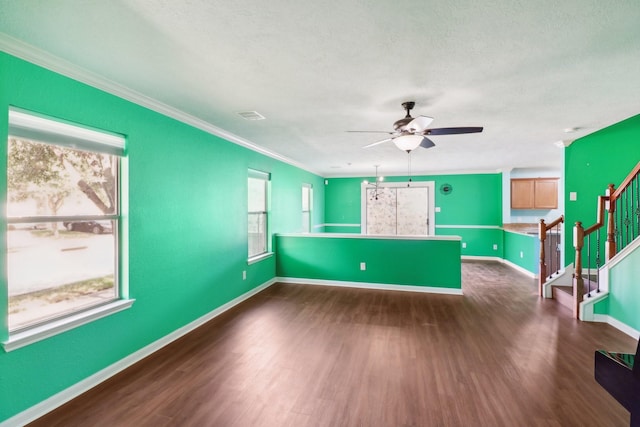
[570,161,640,319]
[538,161,640,318]
[538,215,564,298]
[549,274,597,312]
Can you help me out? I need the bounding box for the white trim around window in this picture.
[3,108,132,349]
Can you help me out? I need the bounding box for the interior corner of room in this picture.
[1,4,640,425]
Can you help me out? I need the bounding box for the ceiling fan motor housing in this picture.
[402,101,415,111]
[393,101,416,131]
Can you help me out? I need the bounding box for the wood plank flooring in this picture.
[29,261,636,426]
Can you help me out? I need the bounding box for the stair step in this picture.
[551,279,602,311]
[552,286,574,310]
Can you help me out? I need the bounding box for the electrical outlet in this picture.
[435,207,441,212]
[462,242,467,248]
[520,251,524,258]
[242,270,247,280]
[493,244,498,250]
[360,262,366,271]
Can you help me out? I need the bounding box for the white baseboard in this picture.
[0,279,277,427]
[462,255,501,262]
[461,255,537,279]
[276,277,463,295]
[592,314,640,340]
[500,259,537,278]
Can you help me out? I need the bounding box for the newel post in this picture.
[606,183,617,261]
[573,221,585,319]
[538,219,547,297]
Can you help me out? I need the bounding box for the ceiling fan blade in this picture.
[425,126,483,135]
[406,115,434,133]
[420,137,436,149]
[363,137,393,148]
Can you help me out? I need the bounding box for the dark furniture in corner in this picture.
[595,339,640,426]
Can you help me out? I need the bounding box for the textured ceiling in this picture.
[1,0,640,177]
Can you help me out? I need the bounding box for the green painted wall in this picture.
[503,231,538,274]
[594,294,610,315]
[436,227,504,258]
[563,114,640,326]
[607,245,640,331]
[564,114,640,264]
[324,225,360,233]
[0,52,324,422]
[275,235,461,289]
[324,173,503,256]
[323,178,362,227]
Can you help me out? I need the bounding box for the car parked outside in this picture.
[63,220,113,234]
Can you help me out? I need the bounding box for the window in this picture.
[302,184,312,232]
[248,170,270,259]
[5,108,128,341]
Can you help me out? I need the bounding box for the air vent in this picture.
[237,111,266,121]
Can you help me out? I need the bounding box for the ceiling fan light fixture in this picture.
[393,134,424,152]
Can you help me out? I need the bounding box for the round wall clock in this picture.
[440,183,453,195]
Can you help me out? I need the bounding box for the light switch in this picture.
[570,192,577,201]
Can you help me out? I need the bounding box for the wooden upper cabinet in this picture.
[511,178,558,209]
[511,179,535,209]
[533,179,558,209]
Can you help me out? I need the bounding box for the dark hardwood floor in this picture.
[29,261,636,426]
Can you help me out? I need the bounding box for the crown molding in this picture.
[323,168,503,179]
[0,34,321,176]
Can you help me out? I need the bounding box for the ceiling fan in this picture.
[349,101,483,152]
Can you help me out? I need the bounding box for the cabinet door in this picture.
[511,179,535,209]
[534,179,558,209]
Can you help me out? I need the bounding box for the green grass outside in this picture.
[9,275,114,314]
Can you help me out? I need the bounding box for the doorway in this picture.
[361,181,435,235]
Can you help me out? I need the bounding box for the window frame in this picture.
[302,183,312,233]
[247,169,272,263]
[2,108,133,352]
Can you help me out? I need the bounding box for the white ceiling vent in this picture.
[237,111,266,121]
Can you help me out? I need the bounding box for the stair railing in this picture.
[573,192,609,318]
[573,161,640,319]
[538,215,564,297]
[608,161,640,257]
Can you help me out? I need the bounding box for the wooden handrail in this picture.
[541,215,564,233]
[584,194,609,235]
[572,195,611,319]
[538,215,564,297]
[611,161,640,201]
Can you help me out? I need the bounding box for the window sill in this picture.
[2,299,135,352]
[247,252,274,265]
